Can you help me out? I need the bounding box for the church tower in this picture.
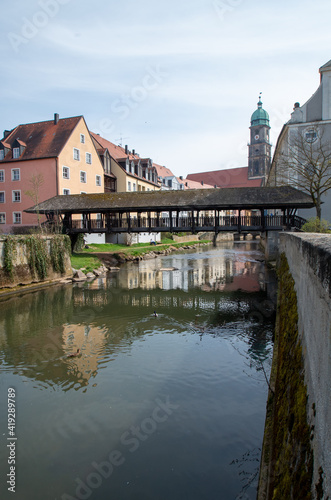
[248,94,271,183]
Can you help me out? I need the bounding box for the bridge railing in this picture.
[67,214,305,232]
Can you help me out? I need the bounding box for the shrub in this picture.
[301,217,331,234]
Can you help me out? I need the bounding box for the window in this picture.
[13,212,21,224]
[0,192,5,203]
[11,168,20,181]
[0,170,4,182]
[80,171,86,183]
[86,152,92,164]
[62,166,70,179]
[73,148,80,161]
[96,175,101,186]
[133,183,136,191]
[305,129,318,143]
[12,190,21,202]
[0,213,5,224]
[0,150,4,160]
[80,134,85,144]
[63,189,70,195]
[13,148,20,159]
[128,181,131,191]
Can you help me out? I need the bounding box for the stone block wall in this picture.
[0,235,72,288]
[279,233,331,498]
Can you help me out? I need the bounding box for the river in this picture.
[0,241,276,500]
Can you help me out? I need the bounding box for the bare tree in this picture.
[274,126,331,220]
[24,173,44,229]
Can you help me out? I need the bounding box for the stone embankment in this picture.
[0,235,72,289]
[258,233,331,500]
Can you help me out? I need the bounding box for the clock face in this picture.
[254,134,259,140]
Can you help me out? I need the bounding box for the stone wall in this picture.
[279,233,331,498]
[0,235,72,288]
[258,233,331,499]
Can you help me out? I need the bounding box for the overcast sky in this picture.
[1,0,330,177]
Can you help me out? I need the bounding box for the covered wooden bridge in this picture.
[25,186,314,235]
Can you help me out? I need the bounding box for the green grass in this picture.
[71,239,210,269]
[82,242,153,253]
[70,253,102,273]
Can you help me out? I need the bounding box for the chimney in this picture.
[54,113,59,125]
[125,145,128,154]
[132,149,135,155]
[179,176,183,180]
[3,130,10,139]
[294,102,300,109]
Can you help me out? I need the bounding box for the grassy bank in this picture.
[71,239,209,270]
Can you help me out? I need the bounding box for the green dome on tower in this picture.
[251,96,270,126]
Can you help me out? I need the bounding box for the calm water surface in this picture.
[0,242,275,500]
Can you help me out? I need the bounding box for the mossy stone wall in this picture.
[258,233,331,500]
[0,235,72,288]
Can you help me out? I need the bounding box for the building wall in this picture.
[58,118,104,195]
[110,160,159,194]
[268,62,331,222]
[0,157,57,231]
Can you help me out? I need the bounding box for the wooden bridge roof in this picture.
[25,186,314,214]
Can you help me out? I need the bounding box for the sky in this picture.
[1,0,331,178]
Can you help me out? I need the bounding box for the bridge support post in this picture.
[260,230,280,261]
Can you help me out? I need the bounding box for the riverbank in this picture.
[71,239,211,271]
[0,239,211,297]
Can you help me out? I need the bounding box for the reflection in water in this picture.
[0,242,275,500]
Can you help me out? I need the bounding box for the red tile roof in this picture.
[91,132,159,186]
[183,178,215,190]
[91,133,139,161]
[0,116,82,162]
[153,163,175,178]
[186,167,262,188]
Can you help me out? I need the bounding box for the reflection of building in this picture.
[62,323,108,384]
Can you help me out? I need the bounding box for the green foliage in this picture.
[3,235,17,277]
[50,235,71,274]
[2,235,72,282]
[26,236,49,280]
[73,233,85,252]
[301,217,331,233]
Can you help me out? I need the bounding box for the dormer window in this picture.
[12,139,26,158]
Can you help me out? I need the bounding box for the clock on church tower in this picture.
[248,94,271,183]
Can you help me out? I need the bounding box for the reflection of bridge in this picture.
[25,186,314,235]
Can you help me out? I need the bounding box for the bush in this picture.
[301,217,331,234]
